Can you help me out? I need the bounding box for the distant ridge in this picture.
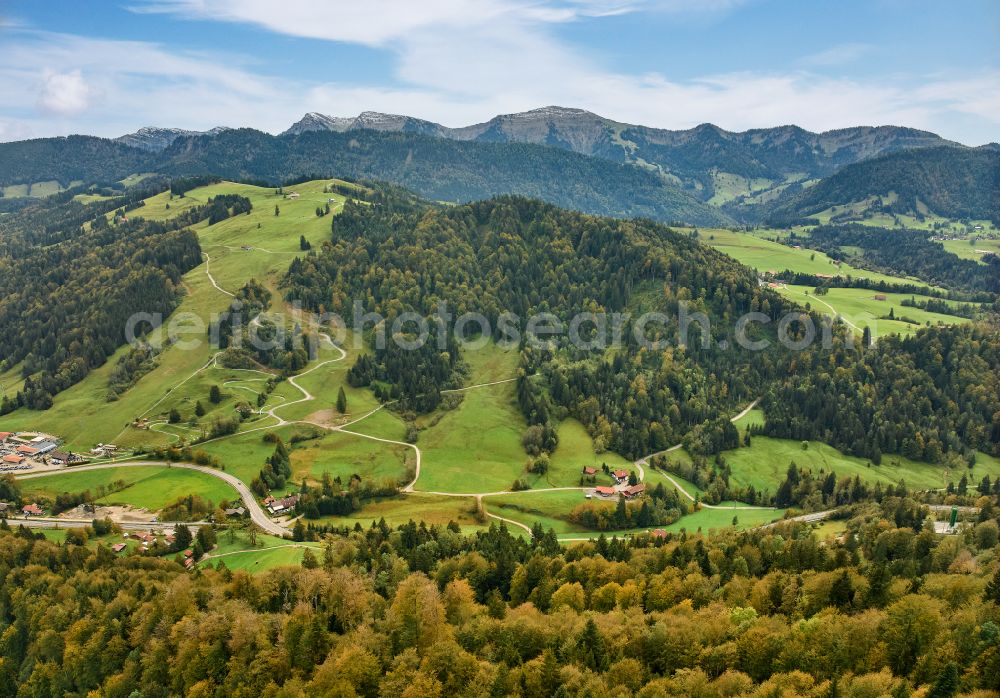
[278,106,959,200]
[115,125,231,151]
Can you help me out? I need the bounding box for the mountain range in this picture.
[1,106,994,227]
[123,106,961,201]
[280,106,958,186]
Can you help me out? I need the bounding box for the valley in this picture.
[5,176,996,575]
[3,2,999,693]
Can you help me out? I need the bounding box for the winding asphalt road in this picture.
[19,461,289,537]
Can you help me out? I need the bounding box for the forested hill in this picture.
[764,146,1000,224]
[0,135,150,189]
[157,128,731,226]
[285,190,1000,466]
[804,224,1000,294]
[284,193,800,457]
[0,129,731,227]
[0,189,255,413]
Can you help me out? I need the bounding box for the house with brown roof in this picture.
[49,451,73,465]
[16,445,38,456]
[22,503,43,516]
[582,466,597,476]
[593,486,616,497]
[3,454,25,465]
[267,494,300,515]
[612,469,630,483]
[112,543,127,553]
[622,484,646,498]
[651,529,668,539]
[0,432,12,442]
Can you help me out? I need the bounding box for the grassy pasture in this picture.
[310,493,486,534]
[700,228,914,284]
[779,284,974,338]
[941,235,1000,263]
[486,489,784,539]
[719,436,1000,494]
[545,419,633,487]
[411,378,528,493]
[20,466,238,511]
[1,179,348,450]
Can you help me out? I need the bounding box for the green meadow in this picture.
[198,531,322,572]
[20,465,238,511]
[700,227,918,284]
[485,489,784,539]
[779,284,974,338]
[719,436,1000,494]
[941,235,1000,263]
[311,492,486,533]
[1,179,348,450]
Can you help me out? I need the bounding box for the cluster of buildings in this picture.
[112,534,198,568]
[0,431,70,471]
[582,466,646,500]
[0,502,46,517]
[263,494,300,515]
[90,443,120,458]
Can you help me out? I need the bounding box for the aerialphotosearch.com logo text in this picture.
[125,300,848,356]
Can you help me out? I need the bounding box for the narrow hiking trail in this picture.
[783,286,862,334]
[202,252,234,297]
[92,297,775,541]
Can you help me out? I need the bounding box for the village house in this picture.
[49,451,73,465]
[612,469,630,484]
[593,486,616,498]
[3,454,25,465]
[266,494,300,515]
[16,445,38,456]
[0,432,11,442]
[224,506,246,518]
[132,532,157,547]
[581,466,597,476]
[112,543,127,553]
[622,484,646,499]
[22,503,43,517]
[650,529,668,539]
[873,294,887,301]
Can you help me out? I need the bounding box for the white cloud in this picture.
[135,0,517,47]
[0,3,996,145]
[0,30,301,137]
[36,69,92,115]
[119,0,1000,144]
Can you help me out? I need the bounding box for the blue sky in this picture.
[0,0,997,144]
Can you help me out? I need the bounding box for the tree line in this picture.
[0,490,998,696]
